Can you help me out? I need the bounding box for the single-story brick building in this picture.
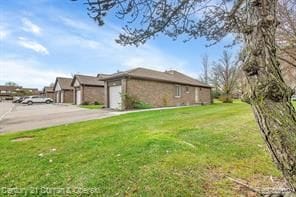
[71,74,105,105]
[100,67,212,110]
[0,85,22,100]
[0,85,40,100]
[53,77,73,103]
[42,86,55,100]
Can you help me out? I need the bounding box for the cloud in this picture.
[118,45,188,71]
[0,58,69,89]
[59,16,93,32]
[0,30,8,40]
[18,37,49,55]
[0,25,9,40]
[21,18,42,35]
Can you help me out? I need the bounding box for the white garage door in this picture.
[56,92,60,103]
[61,91,64,103]
[109,85,122,110]
[76,90,81,105]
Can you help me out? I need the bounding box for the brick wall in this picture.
[82,85,104,104]
[126,79,211,108]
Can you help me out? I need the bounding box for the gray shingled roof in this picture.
[100,67,211,88]
[54,77,73,90]
[0,85,22,91]
[72,75,104,86]
[43,87,54,93]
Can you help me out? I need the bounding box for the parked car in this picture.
[21,96,53,105]
[292,95,296,101]
[13,96,29,103]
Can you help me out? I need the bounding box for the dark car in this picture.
[13,96,29,103]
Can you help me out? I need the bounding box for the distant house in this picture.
[0,85,22,100]
[42,87,55,100]
[0,86,40,100]
[71,74,105,105]
[53,77,73,103]
[22,88,39,95]
[100,67,212,110]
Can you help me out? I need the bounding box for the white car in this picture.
[21,96,53,105]
[292,95,296,101]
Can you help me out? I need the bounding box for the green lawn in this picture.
[0,101,284,196]
[80,104,104,110]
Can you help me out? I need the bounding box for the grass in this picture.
[0,101,285,196]
[80,104,104,110]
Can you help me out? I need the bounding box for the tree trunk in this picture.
[242,0,296,191]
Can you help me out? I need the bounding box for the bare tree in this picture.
[76,0,296,192]
[5,81,18,86]
[211,51,238,102]
[200,54,209,84]
[277,0,296,67]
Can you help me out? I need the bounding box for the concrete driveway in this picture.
[0,102,119,134]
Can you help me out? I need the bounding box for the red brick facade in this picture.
[126,79,211,108]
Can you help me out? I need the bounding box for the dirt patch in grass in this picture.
[203,167,285,197]
[11,136,34,142]
[232,174,287,196]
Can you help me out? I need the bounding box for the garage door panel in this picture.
[76,90,81,105]
[56,92,60,103]
[109,86,122,110]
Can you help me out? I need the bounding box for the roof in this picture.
[97,73,112,79]
[71,74,104,86]
[100,67,211,88]
[53,77,73,90]
[43,86,54,93]
[0,85,22,91]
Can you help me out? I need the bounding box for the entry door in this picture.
[109,85,122,109]
[76,90,81,105]
[195,88,200,103]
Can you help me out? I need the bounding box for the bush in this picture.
[122,94,151,109]
[82,101,89,105]
[122,94,137,110]
[219,94,233,103]
[212,90,221,99]
[94,101,101,105]
[162,96,168,107]
[134,101,152,109]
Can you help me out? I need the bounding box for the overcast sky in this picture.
[0,0,239,89]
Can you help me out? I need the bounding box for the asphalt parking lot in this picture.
[0,102,118,134]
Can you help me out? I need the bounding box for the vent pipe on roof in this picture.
[165,70,175,75]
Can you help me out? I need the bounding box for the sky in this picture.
[0,0,239,89]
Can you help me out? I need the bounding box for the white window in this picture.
[175,85,181,97]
